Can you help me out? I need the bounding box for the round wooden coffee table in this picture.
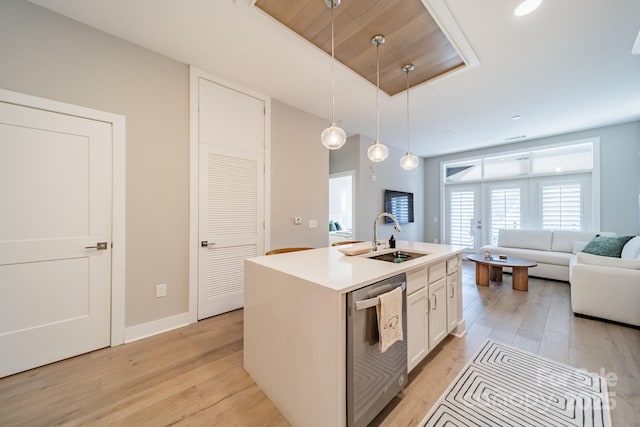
[466,253,537,291]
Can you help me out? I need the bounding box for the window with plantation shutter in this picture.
[541,183,582,230]
[449,190,475,248]
[442,139,597,248]
[490,188,521,244]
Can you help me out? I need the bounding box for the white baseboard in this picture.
[123,312,192,344]
[452,320,467,338]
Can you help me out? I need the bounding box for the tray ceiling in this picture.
[255,0,466,95]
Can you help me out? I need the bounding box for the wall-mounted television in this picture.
[384,189,414,224]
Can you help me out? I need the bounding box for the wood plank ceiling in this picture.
[255,0,466,96]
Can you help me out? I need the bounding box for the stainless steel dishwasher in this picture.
[346,273,407,427]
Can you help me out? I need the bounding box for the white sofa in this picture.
[480,229,606,281]
[569,236,640,327]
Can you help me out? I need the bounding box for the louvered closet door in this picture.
[197,78,265,319]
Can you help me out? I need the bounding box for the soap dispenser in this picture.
[389,235,396,249]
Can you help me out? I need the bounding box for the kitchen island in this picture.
[243,241,465,427]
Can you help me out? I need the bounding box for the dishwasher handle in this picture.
[354,283,406,311]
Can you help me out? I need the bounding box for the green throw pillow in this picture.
[582,235,634,258]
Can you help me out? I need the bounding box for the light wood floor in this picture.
[1,261,638,426]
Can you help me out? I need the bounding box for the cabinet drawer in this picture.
[427,262,445,284]
[406,267,427,295]
[446,257,458,274]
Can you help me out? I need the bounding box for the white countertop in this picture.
[246,241,465,294]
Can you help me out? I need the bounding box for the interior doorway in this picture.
[329,171,355,245]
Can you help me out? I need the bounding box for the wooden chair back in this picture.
[331,241,363,246]
[265,247,314,256]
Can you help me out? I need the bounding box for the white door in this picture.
[197,77,265,319]
[0,101,112,378]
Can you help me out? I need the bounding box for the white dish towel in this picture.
[376,286,403,353]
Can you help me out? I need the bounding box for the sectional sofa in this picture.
[479,229,604,281]
[569,236,640,327]
[480,229,640,327]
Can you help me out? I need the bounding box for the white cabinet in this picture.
[428,277,447,349]
[407,286,428,372]
[407,255,463,373]
[447,271,458,333]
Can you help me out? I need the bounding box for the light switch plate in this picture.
[308,219,318,228]
[156,283,167,298]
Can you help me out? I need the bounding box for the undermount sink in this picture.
[367,250,428,263]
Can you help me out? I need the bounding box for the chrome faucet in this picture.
[372,212,402,251]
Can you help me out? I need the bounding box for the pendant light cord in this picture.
[406,69,410,153]
[330,4,336,124]
[376,41,380,143]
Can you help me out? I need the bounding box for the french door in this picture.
[445,184,481,251]
[445,181,529,250]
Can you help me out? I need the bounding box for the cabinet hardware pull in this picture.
[354,283,406,311]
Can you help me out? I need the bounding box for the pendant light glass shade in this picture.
[400,153,418,170]
[367,35,388,162]
[368,142,389,162]
[321,124,347,149]
[321,0,346,150]
[400,64,418,171]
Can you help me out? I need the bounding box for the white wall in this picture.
[270,100,330,249]
[424,120,640,243]
[0,1,336,333]
[0,0,190,327]
[331,135,425,243]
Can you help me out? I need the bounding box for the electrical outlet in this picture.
[156,283,167,298]
[294,217,302,225]
[308,219,317,228]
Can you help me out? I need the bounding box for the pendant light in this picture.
[367,34,389,162]
[320,0,346,150]
[400,64,418,171]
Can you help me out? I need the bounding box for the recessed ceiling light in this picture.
[511,115,522,120]
[632,30,640,54]
[514,0,542,16]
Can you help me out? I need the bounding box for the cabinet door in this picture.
[428,278,447,350]
[447,272,458,333]
[407,287,428,372]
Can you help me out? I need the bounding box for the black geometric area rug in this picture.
[420,339,612,427]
